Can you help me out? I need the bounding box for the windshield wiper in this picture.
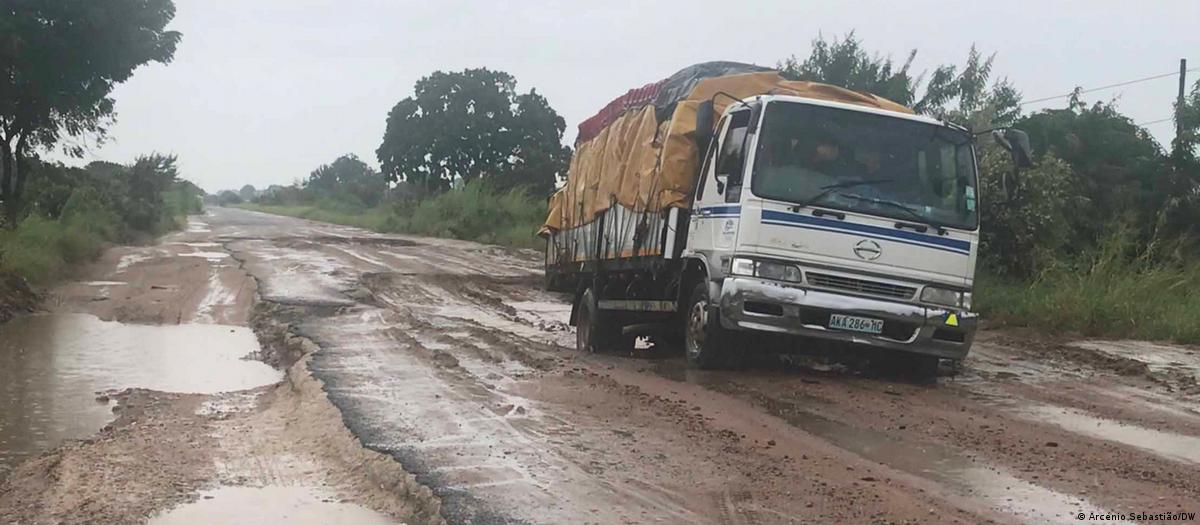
[790,178,894,212]
[840,193,949,235]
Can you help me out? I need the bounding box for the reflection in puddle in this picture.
[82,281,127,287]
[179,251,231,262]
[1017,404,1200,465]
[0,314,279,475]
[148,486,394,525]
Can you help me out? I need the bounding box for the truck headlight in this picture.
[730,257,802,282]
[921,286,968,309]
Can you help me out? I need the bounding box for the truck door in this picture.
[689,110,750,253]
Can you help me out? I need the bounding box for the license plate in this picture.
[828,314,884,334]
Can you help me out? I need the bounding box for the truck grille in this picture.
[806,272,916,300]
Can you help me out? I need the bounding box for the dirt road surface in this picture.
[2,206,1199,524]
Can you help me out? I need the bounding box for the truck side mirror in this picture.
[991,128,1034,203]
[993,128,1034,169]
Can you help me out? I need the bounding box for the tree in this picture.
[376,68,570,196]
[501,91,572,195]
[238,184,257,202]
[1016,97,1168,251]
[779,34,1021,127]
[977,150,1075,276]
[1160,79,1200,242]
[779,31,919,106]
[306,154,387,206]
[216,190,243,206]
[0,0,181,225]
[123,154,180,232]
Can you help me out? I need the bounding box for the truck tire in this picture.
[909,354,941,382]
[684,282,729,369]
[576,288,623,353]
[871,351,939,383]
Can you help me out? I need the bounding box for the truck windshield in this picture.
[750,101,978,230]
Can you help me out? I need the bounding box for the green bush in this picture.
[0,156,201,286]
[314,191,369,215]
[0,212,113,284]
[397,183,544,247]
[977,149,1076,277]
[976,227,1200,343]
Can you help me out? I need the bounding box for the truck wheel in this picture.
[909,355,941,382]
[684,282,729,369]
[871,351,939,383]
[576,288,621,353]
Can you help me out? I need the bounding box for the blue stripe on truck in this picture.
[760,209,972,256]
[696,205,741,218]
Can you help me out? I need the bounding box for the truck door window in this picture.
[716,110,751,203]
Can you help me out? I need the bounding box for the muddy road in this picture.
[2,206,1199,524]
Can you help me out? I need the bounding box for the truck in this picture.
[540,61,1031,375]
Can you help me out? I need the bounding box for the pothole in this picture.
[0,313,280,474]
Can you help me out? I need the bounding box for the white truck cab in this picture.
[681,94,980,368]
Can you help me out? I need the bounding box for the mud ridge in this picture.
[250,299,449,525]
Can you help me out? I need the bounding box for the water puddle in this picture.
[179,251,231,262]
[1069,340,1200,381]
[1015,404,1200,465]
[148,485,394,524]
[116,252,155,272]
[0,313,280,475]
[186,221,211,233]
[82,281,127,287]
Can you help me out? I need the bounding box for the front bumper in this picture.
[717,276,976,359]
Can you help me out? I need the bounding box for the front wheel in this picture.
[684,282,730,369]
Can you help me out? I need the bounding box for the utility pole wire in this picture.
[1019,66,1199,107]
[1136,117,1174,126]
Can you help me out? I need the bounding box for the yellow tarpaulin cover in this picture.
[541,71,913,234]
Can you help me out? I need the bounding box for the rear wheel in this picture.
[576,288,624,353]
[684,282,730,369]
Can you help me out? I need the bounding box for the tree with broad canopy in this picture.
[0,0,181,226]
[376,68,570,196]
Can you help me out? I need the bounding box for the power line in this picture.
[1136,117,1174,126]
[1020,66,1199,107]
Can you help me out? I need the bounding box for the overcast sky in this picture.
[54,0,1200,193]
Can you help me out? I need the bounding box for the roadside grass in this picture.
[239,183,547,250]
[0,213,114,285]
[0,185,202,286]
[976,245,1200,344]
[237,203,395,232]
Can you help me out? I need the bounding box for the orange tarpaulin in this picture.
[541,70,913,235]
